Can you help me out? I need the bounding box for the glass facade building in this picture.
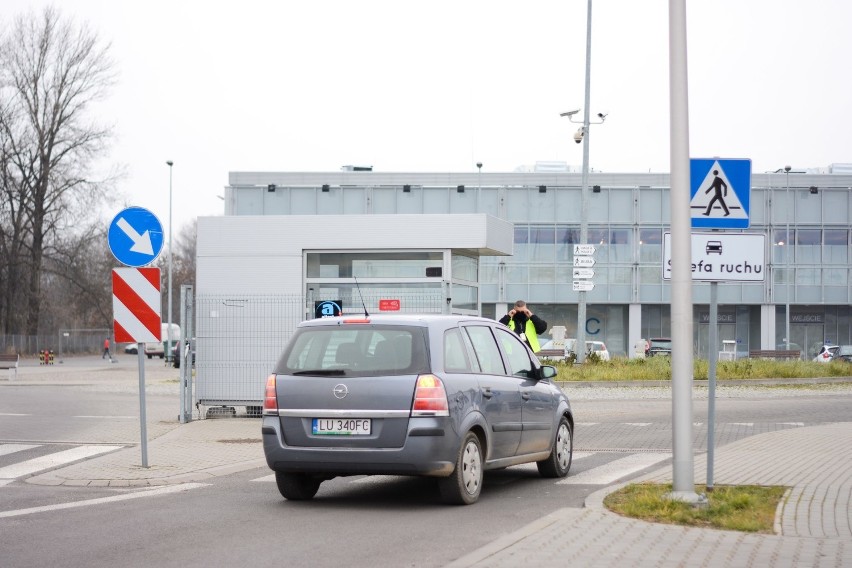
[225,169,852,358]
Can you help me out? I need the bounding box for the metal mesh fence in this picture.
[194,292,444,415]
[0,329,111,356]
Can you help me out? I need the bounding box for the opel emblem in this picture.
[333,384,349,399]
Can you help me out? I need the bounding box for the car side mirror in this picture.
[539,365,558,380]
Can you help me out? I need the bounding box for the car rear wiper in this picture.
[291,369,347,376]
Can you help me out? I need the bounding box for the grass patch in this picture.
[604,483,787,533]
[543,356,852,382]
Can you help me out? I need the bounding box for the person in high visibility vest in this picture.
[499,300,547,353]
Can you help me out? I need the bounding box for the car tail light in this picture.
[263,374,278,415]
[411,374,449,417]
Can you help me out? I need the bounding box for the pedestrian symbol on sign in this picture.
[702,170,730,217]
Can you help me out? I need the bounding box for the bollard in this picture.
[39,351,45,365]
[48,350,55,365]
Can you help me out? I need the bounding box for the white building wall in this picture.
[197,214,512,295]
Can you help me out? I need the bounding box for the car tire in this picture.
[438,432,483,505]
[147,354,152,359]
[536,417,572,478]
[275,471,321,501]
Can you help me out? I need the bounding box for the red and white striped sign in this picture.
[112,268,161,343]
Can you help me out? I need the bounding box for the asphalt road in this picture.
[2,358,851,567]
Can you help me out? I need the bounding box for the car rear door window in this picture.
[464,326,506,375]
[495,328,534,378]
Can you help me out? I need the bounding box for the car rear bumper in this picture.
[261,416,458,477]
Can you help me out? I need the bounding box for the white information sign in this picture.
[572,268,595,279]
[573,256,596,267]
[573,244,596,256]
[573,281,595,292]
[663,232,765,282]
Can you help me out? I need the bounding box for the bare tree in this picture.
[158,219,197,325]
[0,6,116,335]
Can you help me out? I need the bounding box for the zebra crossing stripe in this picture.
[0,445,123,479]
[0,444,40,457]
[0,483,209,519]
[557,453,670,485]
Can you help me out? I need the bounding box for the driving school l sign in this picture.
[663,232,765,282]
[690,158,751,229]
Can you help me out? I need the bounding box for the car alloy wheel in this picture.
[439,432,483,505]
[537,417,573,478]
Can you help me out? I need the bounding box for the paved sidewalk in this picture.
[450,422,852,567]
[27,418,265,487]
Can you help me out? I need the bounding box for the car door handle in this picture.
[482,387,493,398]
[521,393,531,401]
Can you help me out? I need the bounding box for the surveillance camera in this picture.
[573,128,584,144]
[476,162,482,169]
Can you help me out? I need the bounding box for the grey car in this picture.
[262,314,574,505]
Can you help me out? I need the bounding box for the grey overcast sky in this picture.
[3,0,851,233]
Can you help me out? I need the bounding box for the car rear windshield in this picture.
[651,339,672,349]
[275,325,430,377]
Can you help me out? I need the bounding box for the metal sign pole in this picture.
[707,281,718,491]
[137,344,149,467]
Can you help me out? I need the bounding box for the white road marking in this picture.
[557,453,670,485]
[780,422,805,427]
[731,422,754,427]
[252,474,275,482]
[0,413,30,416]
[0,483,209,519]
[625,423,652,427]
[0,445,123,479]
[0,444,40,457]
[72,416,136,419]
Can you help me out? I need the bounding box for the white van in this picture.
[144,323,181,359]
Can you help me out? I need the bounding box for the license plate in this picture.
[312,418,371,436]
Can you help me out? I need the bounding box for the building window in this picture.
[306,252,443,278]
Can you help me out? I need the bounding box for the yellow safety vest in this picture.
[508,318,541,353]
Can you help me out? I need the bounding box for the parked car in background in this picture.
[123,343,138,355]
[262,314,574,505]
[813,344,840,363]
[541,338,610,361]
[172,339,196,369]
[646,338,672,357]
[832,345,852,363]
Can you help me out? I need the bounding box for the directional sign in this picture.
[573,256,596,267]
[662,232,765,282]
[573,244,596,256]
[690,158,751,229]
[573,280,595,292]
[112,268,161,343]
[572,268,595,279]
[108,207,164,267]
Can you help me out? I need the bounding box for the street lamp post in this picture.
[560,0,605,363]
[166,160,174,364]
[784,165,791,351]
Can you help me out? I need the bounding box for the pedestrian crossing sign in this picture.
[690,158,751,229]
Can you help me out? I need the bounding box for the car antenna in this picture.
[353,275,369,317]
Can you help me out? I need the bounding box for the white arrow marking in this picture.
[116,217,154,255]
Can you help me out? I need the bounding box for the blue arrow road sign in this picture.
[690,158,751,229]
[108,206,164,267]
